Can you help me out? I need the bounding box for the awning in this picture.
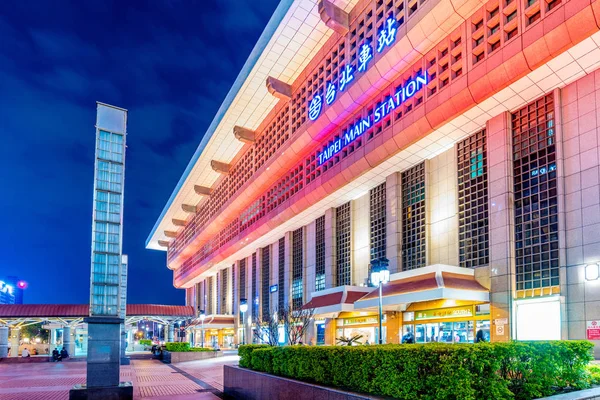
[301,286,372,318]
[188,315,235,329]
[354,264,489,310]
[0,304,195,318]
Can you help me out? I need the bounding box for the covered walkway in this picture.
[0,304,195,358]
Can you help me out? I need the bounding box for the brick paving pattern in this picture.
[0,355,239,399]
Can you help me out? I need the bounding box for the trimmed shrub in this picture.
[239,341,593,400]
[164,342,191,352]
[238,344,270,368]
[190,347,216,352]
[138,339,152,346]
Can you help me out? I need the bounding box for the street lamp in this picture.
[239,299,248,345]
[370,258,390,345]
[199,309,206,348]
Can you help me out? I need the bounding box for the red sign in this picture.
[587,321,600,340]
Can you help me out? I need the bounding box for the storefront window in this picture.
[316,323,325,345]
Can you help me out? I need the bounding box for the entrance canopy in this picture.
[187,315,235,330]
[354,264,489,311]
[302,286,372,318]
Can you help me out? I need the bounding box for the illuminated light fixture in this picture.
[585,263,600,281]
[17,281,27,289]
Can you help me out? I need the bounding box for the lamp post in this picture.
[199,310,206,348]
[239,299,248,345]
[370,258,390,345]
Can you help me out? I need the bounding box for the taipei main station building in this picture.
[147,0,600,356]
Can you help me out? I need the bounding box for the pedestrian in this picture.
[60,346,69,360]
[21,347,30,357]
[52,348,60,362]
[475,329,486,343]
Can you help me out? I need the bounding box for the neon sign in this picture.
[308,16,399,121]
[317,72,427,165]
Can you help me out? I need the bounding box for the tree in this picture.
[20,323,49,342]
[337,334,363,346]
[251,306,315,346]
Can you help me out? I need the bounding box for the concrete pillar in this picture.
[218,329,223,347]
[306,220,317,300]
[385,312,401,344]
[486,112,515,342]
[10,328,19,357]
[324,318,336,346]
[0,326,8,358]
[62,326,75,356]
[352,194,370,286]
[168,324,174,342]
[386,172,402,274]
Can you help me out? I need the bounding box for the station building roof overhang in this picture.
[353,264,489,311]
[187,315,235,330]
[146,0,359,250]
[302,285,372,318]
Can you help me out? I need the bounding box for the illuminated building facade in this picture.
[147,0,600,354]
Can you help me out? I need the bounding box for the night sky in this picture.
[0,0,279,305]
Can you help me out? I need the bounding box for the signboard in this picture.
[269,284,278,293]
[496,325,505,336]
[415,306,473,321]
[587,320,600,340]
[495,318,508,326]
[342,316,379,326]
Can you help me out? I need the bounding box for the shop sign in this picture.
[269,284,278,293]
[495,318,508,326]
[414,306,473,321]
[316,72,427,166]
[343,316,379,326]
[587,320,600,340]
[307,16,400,122]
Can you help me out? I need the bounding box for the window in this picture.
[507,10,517,22]
[457,130,490,269]
[402,163,426,270]
[261,246,270,321]
[222,268,228,314]
[252,253,258,320]
[512,94,559,293]
[278,238,285,308]
[239,259,246,301]
[336,202,352,285]
[208,276,214,315]
[315,216,326,291]
[292,228,304,310]
[370,182,387,269]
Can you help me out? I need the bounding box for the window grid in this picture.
[370,182,387,262]
[261,246,270,322]
[252,253,258,320]
[401,163,426,270]
[207,276,214,315]
[512,94,559,296]
[239,259,246,301]
[216,273,221,314]
[292,228,304,310]
[222,268,228,315]
[231,264,236,314]
[315,216,326,291]
[457,130,490,268]
[278,238,285,309]
[336,202,352,286]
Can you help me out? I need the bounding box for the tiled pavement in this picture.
[0,355,239,400]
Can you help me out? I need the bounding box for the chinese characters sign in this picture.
[587,320,600,340]
[308,16,399,121]
[317,72,427,165]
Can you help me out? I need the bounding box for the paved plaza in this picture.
[0,355,239,399]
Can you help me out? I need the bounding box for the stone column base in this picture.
[69,382,133,400]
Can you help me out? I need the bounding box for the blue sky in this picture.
[0,0,279,305]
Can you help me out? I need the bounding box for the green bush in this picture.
[164,342,191,352]
[138,339,152,346]
[240,341,593,400]
[190,347,215,352]
[588,364,600,385]
[238,344,270,368]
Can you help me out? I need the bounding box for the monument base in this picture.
[120,357,130,365]
[69,382,133,400]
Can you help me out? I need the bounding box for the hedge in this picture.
[164,342,190,352]
[138,339,152,346]
[239,341,594,400]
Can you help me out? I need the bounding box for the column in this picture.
[10,328,19,357]
[167,324,174,342]
[385,311,401,344]
[386,172,402,274]
[486,112,515,342]
[62,326,75,356]
[218,329,223,348]
[352,193,370,286]
[324,208,336,288]
[0,326,8,358]
[324,318,336,346]
[306,220,317,299]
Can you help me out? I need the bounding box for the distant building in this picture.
[4,276,24,304]
[0,280,16,305]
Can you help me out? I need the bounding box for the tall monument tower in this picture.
[71,102,132,399]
